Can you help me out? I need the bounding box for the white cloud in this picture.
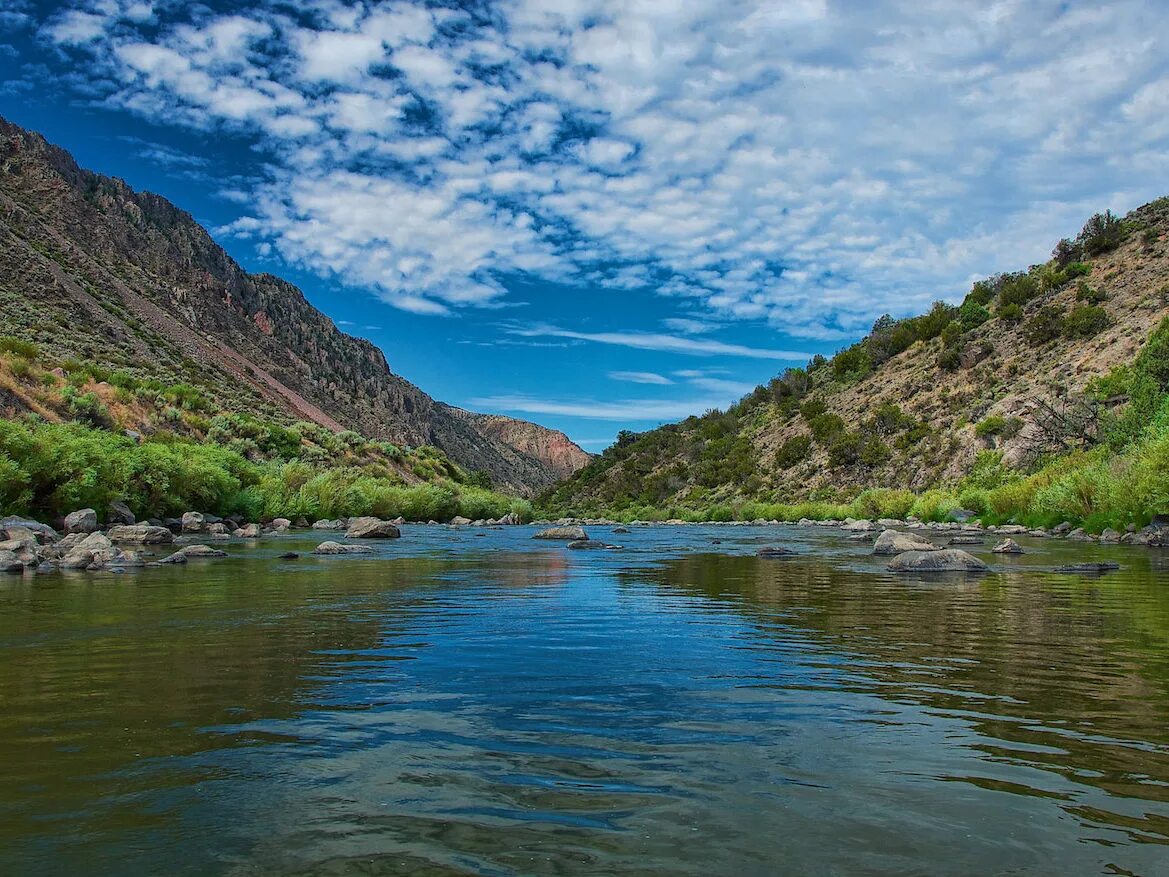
[608,370,674,385]
[34,0,1169,330]
[508,324,810,360]
[471,394,740,421]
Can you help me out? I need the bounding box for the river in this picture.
[1,524,1168,875]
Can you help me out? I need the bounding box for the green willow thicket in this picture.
[0,419,532,524]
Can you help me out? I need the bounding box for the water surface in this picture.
[2,525,1169,875]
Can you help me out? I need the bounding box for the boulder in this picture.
[1054,562,1121,574]
[278,552,300,559]
[948,536,984,545]
[181,511,206,533]
[155,550,189,565]
[311,519,346,530]
[946,509,978,523]
[207,522,229,535]
[107,524,174,544]
[498,512,522,525]
[450,516,473,526]
[293,517,310,529]
[391,517,407,525]
[842,519,877,532]
[1099,528,1122,543]
[1052,521,1073,535]
[612,526,631,534]
[887,549,989,573]
[234,523,262,538]
[992,538,1024,554]
[567,539,610,550]
[0,549,23,574]
[177,544,228,558]
[0,517,58,543]
[757,546,797,558]
[270,518,292,531]
[63,508,98,535]
[533,526,589,541]
[345,517,401,539]
[313,541,374,555]
[873,529,938,556]
[0,538,38,565]
[108,501,136,526]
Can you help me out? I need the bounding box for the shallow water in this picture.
[2,524,1169,876]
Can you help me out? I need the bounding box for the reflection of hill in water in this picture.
[619,553,1169,842]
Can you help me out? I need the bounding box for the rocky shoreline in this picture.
[2,504,1153,577]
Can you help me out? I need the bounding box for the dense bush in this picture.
[0,419,530,523]
[774,434,812,469]
[1025,305,1064,344]
[1062,304,1110,338]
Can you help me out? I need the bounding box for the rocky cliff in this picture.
[0,116,588,495]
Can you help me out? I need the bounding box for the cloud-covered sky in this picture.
[3,0,1168,449]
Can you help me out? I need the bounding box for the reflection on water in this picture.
[1,525,1168,875]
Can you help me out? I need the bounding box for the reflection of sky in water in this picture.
[2,525,1169,876]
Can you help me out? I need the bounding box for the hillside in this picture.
[0,117,588,495]
[544,198,1169,520]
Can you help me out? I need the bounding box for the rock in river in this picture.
[534,526,588,541]
[757,547,797,558]
[872,529,937,556]
[313,541,375,555]
[992,538,1024,554]
[345,517,401,539]
[107,524,174,544]
[887,549,989,573]
[1054,562,1121,574]
[63,508,98,534]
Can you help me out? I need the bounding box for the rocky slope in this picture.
[0,116,588,495]
[544,198,1169,514]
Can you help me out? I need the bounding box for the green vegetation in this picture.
[0,418,531,524]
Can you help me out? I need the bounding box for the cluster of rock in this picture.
[1,512,243,574]
[530,526,622,550]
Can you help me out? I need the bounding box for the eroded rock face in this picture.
[107,524,174,544]
[345,517,401,539]
[872,529,937,556]
[533,526,588,541]
[313,541,375,555]
[63,509,98,534]
[887,549,989,573]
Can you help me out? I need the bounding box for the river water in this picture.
[1,524,1168,876]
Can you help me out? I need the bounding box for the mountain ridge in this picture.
[543,197,1169,517]
[0,116,589,495]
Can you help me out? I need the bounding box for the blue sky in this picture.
[2,1,1168,452]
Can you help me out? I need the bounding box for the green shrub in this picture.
[937,347,962,371]
[854,488,915,519]
[959,301,991,330]
[1077,210,1125,256]
[775,434,812,469]
[808,413,845,442]
[998,302,1023,322]
[1025,305,1064,344]
[1075,282,1107,304]
[0,337,39,359]
[1062,304,1110,338]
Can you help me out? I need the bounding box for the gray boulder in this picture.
[842,519,877,532]
[450,516,473,526]
[568,539,610,550]
[873,529,937,556]
[108,501,136,526]
[887,549,989,573]
[948,536,984,545]
[311,519,346,530]
[63,508,98,535]
[0,549,24,574]
[107,524,174,544]
[1099,528,1122,543]
[181,511,206,533]
[534,526,588,541]
[0,517,58,543]
[234,523,262,538]
[345,517,401,539]
[1054,562,1120,574]
[177,544,228,558]
[269,518,292,531]
[992,538,1024,554]
[313,541,375,555]
[154,551,189,565]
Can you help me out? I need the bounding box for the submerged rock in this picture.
[313,541,374,555]
[345,517,401,539]
[534,526,589,541]
[887,549,989,573]
[612,526,631,534]
[757,546,797,558]
[567,539,611,550]
[278,552,300,559]
[1054,562,1121,574]
[177,544,228,558]
[992,538,1024,554]
[872,529,937,556]
[948,536,984,545]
